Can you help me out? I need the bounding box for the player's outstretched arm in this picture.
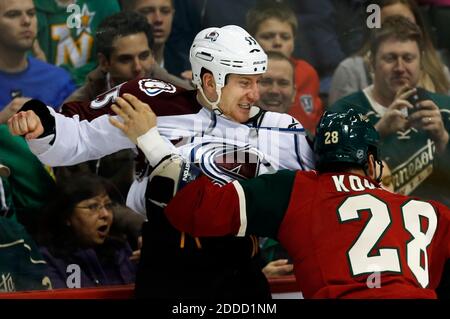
[165,170,296,238]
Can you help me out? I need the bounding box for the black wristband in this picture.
[21,99,56,138]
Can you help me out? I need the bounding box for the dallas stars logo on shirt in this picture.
[53,3,96,67]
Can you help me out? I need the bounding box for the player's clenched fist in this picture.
[7,110,44,140]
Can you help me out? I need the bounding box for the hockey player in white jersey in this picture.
[9,25,314,298]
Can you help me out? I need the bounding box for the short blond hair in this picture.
[246,1,298,38]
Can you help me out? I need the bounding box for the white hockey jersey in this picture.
[26,78,315,214]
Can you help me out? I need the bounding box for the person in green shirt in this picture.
[0,164,13,219]
[0,125,55,235]
[0,164,52,292]
[328,15,450,206]
[33,0,120,87]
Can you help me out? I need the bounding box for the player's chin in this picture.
[234,110,250,123]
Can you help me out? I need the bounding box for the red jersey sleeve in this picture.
[165,176,243,237]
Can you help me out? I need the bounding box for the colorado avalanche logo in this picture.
[194,143,263,185]
[205,31,219,42]
[138,79,176,97]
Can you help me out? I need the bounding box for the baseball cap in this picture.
[0,164,10,178]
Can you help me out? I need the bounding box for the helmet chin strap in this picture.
[197,84,231,119]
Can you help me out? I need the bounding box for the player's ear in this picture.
[201,72,216,92]
[367,154,376,180]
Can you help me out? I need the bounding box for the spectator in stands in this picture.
[33,0,120,87]
[1,96,55,237]
[195,0,346,94]
[0,124,55,236]
[0,1,58,235]
[52,163,146,256]
[329,15,450,207]
[329,0,450,105]
[65,10,191,103]
[246,1,324,135]
[258,51,296,115]
[121,0,172,70]
[0,163,52,292]
[0,0,75,112]
[37,174,136,289]
[120,0,192,86]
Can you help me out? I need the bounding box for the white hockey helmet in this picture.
[190,25,268,89]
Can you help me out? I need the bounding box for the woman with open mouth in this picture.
[36,174,136,289]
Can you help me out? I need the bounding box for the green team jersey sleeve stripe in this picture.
[237,170,297,238]
[232,180,248,237]
[165,171,296,238]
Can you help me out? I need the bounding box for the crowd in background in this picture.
[1,0,450,296]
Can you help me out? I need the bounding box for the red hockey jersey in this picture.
[165,170,450,298]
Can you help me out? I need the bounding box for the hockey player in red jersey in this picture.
[156,109,450,298]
